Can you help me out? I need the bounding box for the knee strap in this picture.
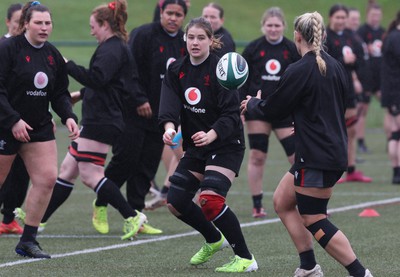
[201,170,231,197]
[68,141,107,166]
[306,218,339,248]
[295,192,329,215]
[166,185,196,216]
[280,135,295,156]
[345,115,358,128]
[199,193,227,221]
[390,131,400,141]
[248,133,269,153]
[168,169,200,194]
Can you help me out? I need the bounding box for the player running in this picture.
[159,17,258,272]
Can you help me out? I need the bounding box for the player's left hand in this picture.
[66,118,80,140]
[192,130,217,147]
[240,90,261,115]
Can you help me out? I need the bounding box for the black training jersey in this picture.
[350,29,370,91]
[326,28,364,98]
[159,53,245,152]
[381,29,400,106]
[358,23,384,60]
[67,36,135,132]
[358,24,384,90]
[0,34,76,130]
[247,51,348,171]
[240,36,300,101]
[213,27,236,58]
[128,22,186,131]
[0,35,7,43]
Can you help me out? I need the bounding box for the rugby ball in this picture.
[216,52,249,90]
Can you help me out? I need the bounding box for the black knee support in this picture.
[168,169,200,194]
[201,170,231,197]
[306,218,339,248]
[248,133,269,153]
[390,131,400,141]
[295,192,329,215]
[167,185,196,216]
[280,135,295,156]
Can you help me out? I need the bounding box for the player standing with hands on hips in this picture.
[241,11,372,277]
[159,17,258,272]
[0,1,79,258]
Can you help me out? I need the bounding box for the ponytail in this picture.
[93,0,128,42]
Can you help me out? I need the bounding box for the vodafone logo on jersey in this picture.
[34,72,48,89]
[265,59,281,75]
[342,46,353,58]
[185,87,201,105]
[166,57,176,70]
[371,39,382,57]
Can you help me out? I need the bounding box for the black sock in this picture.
[42,178,74,223]
[394,167,400,176]
[299,250,317,270]
[177,201,221,243]
[213,206,252,259]
[94,177,135,219]
[95,198,108,207]
[357,138,365,146]
[2,210,15,224]
[20,224,38,242]
[348,166,355,174]
[160,186,169,196]
[345,259,366,277]
[252,193,263,208]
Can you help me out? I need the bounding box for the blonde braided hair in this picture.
[294,11,327,76]
[311,12,326,76]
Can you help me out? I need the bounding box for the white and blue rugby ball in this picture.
[216,52,249,90]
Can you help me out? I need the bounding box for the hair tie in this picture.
[108,2,116,10]
[31,1,41,6]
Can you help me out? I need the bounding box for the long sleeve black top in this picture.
[247,51,348,171]
[0,34,76,130]
[67,36,136,132]
[159,53,244,153]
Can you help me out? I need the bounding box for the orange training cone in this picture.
[358,208,380,217]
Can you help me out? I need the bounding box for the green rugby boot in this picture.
[190,233,229,265]
[92,200,109,234]
[215,254,258,273]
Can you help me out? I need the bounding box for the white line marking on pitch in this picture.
[1,197,399,268]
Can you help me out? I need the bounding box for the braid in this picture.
[311,12,326,76]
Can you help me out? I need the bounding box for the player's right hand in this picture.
[12,119,32,142]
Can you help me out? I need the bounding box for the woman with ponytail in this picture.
[98,0,188,234]
[241,11,372,277]
[36,0,152,242]
[0,1,79,258]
